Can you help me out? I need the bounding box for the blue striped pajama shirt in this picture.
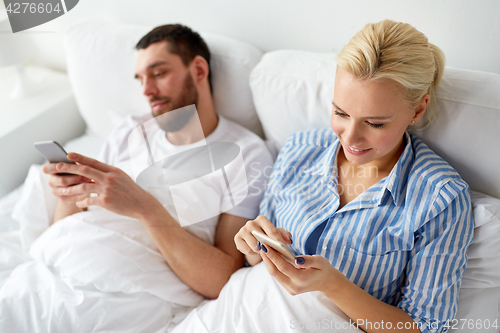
[259,129,474,333]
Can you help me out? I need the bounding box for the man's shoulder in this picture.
[217,117,263,143]
[217,116,274,166]
[217,117,269,151]
[109,113,153,139]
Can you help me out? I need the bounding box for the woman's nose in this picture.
[344,123,363,145]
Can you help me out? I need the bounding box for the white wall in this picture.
[12,0,500,74]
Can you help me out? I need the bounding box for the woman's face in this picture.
[331,68,426,168]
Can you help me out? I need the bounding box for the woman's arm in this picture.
[260,248,420,332]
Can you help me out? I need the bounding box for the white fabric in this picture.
[1,167,197,332]
[99,114,273,228]
[171,264,500,333]
[63,133,105,160]
[461,191,500,289]
[12,165,57,251]
[451,288,500,333]
[0,113,273,331]
[249,50,500,198]
[249,50,335,157]
[171,263,362,333]
[168,194,500,333]
[64,19,265,140]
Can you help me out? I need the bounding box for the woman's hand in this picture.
[260,246,345,296]
[54,153,164,221]
[234,215,292,266]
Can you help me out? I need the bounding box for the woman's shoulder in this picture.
[407,133,470,205]
[272,128,337,173]
[282,128,336,149]
[409,134,466,185]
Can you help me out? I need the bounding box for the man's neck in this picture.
[165,100,218,145]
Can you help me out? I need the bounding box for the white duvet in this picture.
[0,166,201,332]
[0,165,362,333]
[2,165,497,333]
[171,262,362,333]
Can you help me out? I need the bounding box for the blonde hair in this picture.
[336,19,445,129]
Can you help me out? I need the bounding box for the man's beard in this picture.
[152,72,199,133]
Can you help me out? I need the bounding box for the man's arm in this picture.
[141,211,246,299]
[56,152,246,299]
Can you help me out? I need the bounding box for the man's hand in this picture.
[56,153,164,221]
[42,163,92,205]
[43,162,96,223]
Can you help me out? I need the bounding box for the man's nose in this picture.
[142,77,158,97]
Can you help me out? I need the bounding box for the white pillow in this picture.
[454,191,500,332]
[453,287,500,333]
[249,50,500,199]
[250,50,334,154]
[64,19,264,140]
[461,191,500,289]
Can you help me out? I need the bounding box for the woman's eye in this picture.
[367,122,384,129]
[334,110,347,117]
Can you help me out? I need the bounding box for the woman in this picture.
[235,19,473,333]
[171,20,474,333]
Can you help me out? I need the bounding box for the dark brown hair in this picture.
[136,24,212,92]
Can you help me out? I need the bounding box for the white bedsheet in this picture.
[172,262,362,333]
[0,165,200,332]
[1,136,498,332]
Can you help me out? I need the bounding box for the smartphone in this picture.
[252,230,296,261]
[34,141,75,175]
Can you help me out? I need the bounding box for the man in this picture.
[42,24,272,299]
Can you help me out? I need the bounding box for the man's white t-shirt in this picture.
[99,113,274,245]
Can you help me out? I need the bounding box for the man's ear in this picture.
[410,94,430,125]
[190,55,209,85]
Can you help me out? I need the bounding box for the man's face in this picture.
[135,41,198,132]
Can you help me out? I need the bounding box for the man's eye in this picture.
[155,72,165,77]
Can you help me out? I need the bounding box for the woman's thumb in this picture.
[295,255,322,268]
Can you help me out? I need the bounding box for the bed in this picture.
[1,19,499,333]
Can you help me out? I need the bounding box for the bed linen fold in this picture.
[171,262,363,333]
[0,164,203,332]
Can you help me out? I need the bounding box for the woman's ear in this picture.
[190,55,209,85]
[411,94,430,125]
